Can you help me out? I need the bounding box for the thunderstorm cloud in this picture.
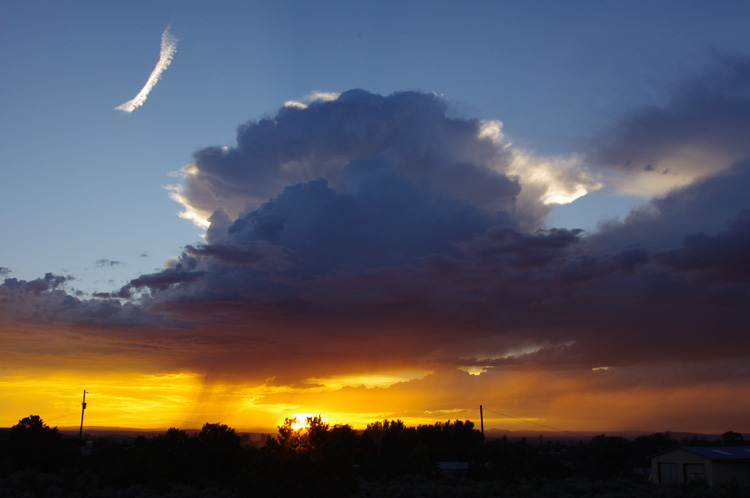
[167,90,598,231]
[4,57,750,431]
[130,81,750,382]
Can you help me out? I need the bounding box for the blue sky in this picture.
[3,1,748,294]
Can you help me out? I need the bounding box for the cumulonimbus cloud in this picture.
[4,65,750,431]
[167,90,600,231]
[115,25,177,113]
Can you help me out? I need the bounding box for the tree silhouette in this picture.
[5,412,744,497]
[195,422,243,483]
[4,415,75,471]
[416,419,483,462]
[633,432,677,468]
[260,416,360,497]
[151,427,194,484]
[720,431,745,445]
[586,435,633,478]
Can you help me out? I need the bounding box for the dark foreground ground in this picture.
[2,417,749,497]
[1,472,748,498]
[354,474,749,498]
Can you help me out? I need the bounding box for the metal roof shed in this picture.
[650,446,750,486]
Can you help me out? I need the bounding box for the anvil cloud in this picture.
[2,59,750,432]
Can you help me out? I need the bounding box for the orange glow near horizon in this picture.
[0,371,205,430]
[3,367,750,435]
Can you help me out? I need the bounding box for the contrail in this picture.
[115,26,177,113]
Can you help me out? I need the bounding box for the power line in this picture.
[430,406,588,438]
[482,407,589,438]
[44,411,80,422]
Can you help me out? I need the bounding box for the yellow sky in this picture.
[4,364,750,435]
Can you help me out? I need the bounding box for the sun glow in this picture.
[165,165,211,230]
[508,150,601,206]
[4,364,750,434]
[288,413,326,430]
[478,120,602,212]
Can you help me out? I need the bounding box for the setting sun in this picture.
[287,414,326,431]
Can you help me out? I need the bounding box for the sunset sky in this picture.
[2,1,750,435]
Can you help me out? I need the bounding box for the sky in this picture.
[2,1,750,434]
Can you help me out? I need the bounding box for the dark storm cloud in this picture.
[119,155,503,306]
[1,273,69,296]
[4,78,750,389]
[221,163,497,272]
[120,161,750,381]
[110,259,207,300]
[588,55,750,197]
[460,227,583,270]
[654,210,750,284]
[173,89,528,227]
[183,243,270,266]
[99,78,750,384]
[0,274,168,327]
[128,268,205,292]
[590,55,750,170]
[594,160,750,248]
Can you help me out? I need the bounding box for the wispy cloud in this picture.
[95,259,123,268]
[284,90,341,109]
[115,25,177,113]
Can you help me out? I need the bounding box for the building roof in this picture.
[652,446,750,461]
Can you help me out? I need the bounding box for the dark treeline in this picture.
[1,415,748,497]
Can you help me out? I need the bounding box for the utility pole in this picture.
[79,390,88,441]
[479,404,486,465]
[480,404,485,440]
